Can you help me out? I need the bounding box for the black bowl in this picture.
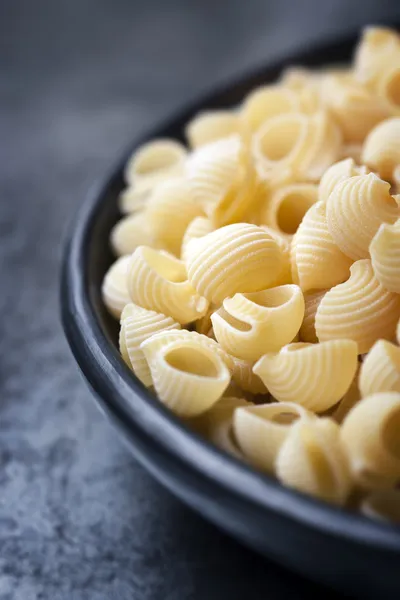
[61,30,400,598]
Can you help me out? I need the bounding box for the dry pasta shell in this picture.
[241,84,301,134]
[110,212,159,257]
[101,256,131,319]
[318,158,367,204]
[361,117,400,181]
[261,183,318,240]
[299,289,327,343]
[124,139,187,187]
[370,219,400,293]
[181,216,214,262]
[359,340,400,397]
[354,27,400,87]
[186,110,240,148]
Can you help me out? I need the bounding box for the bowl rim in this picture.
[61,29,400,552]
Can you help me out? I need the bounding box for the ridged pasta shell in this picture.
[230,356,268,395]
[361,489,400,523]
[253,340,358,412]
[233,402,314,473]
[318,158,367,204]
[361,118,400,181]
[110,212,159,257]
[186,223,283,304]
[241,85,301,134]
[370,219,400,293]
[127,246,208,324]
[101,256,131,319]
[261,184,318,240]
[259,226,292,286]
[186,110,240,148]
[354,27,400,87]
[315,259,400,354]
[146,178,203,256]
[276,418,352,505]
[341,392,400,489]
[326,173,399,260]
[359,340,400,397]
[211,285,304,361]
[124,139,187,187]
[181,216,214,262]
[299,289,326,343]
[291,201,353,291]
[140,331,231,417]
[119,303,181,387]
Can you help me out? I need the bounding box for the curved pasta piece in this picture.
[110,212,159,257]
[361,118,400,181]
[211,285,304,361]
[181,216,214,262]
[127,246,208,324]
[276,418,351,506]
[291,201,353,291]
[326,173,399,260]
[359,340,400,397]
[118,185,150,215]
[101,256,131,319]
[354,27,400,87]
[230,357,268,395]
[376,65,400,116]
[361,489,400,523]
[186,110,240,148]
[253,340,358,412]
[124,139,187,187]
[186,223,283,304]
[233,402,314,473]
[315,260,400,354]
[341,392,400,489]
[241,85,301,134]
[146,178,203,256]
[318,158,367,204]
[186,136,259,226]
[370,220,400,293]
[299,289,326,343]
[330,366,361,424]
[119,303,181,387]
[261,184,318,239]
[259,226,292,286]
[252,110,342,183]
[140,331,231,417]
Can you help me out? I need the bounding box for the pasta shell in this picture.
[186,223,283,304]
[361,118,400,181]
[181,216,214,262]
[146,178,203,256]
[127,246,208,324]
[118,185,150,215]
[259,226,292,286]
[230,357,268,395]
[361,489,400,523]
[359,340,400,397]
[101,256,131,319]
[370,220,400,293]
[354,27,400,87]
[186,110,240,148]
[318,158,367,204]
[326,173,399,260]
[233,402,314,473]
[211,285,305,361]
[241,85,301,134]
[253,340,358,412]
[119,303,181,387]
[261,183,318,240]
[291,201,353,291]
[341,392,400,489]
[376,66,400,116]
[329,366,361,424]
[315,259,400,354]
[124,139,187,187]
[140,331,231,417]
[110,212,159,257]
[299,289,326,343]
[276,418,352,505]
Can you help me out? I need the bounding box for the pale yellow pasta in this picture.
[186,110,240,148]
[361,118,400,181]
[253,340,358,412]
[252,110,342,183]
[341,392,400,489]
[280,67,323,114]
[276,418,351,505]
[230,356,268,395]
[145,178,203,256]
[370,220,400,293]
[127,246,208,324]
[110,212,158,257]
[315,260,400,354]
[124,139,187,187]
[330,367,361,424]
[326,173,399,260]
[140,331,231,417]
[359,340,400,397]
[376,65,400,116]
[233,402,314,473]
[259,226,292,285]
[186,223,283,304]
[261,183,318,239]
[361,489,400,523]
[354,27,400,87]
[118,185,150,215]
[180,216,214,262]
[119,303,181,387]
[318,158,367,204]
[101,256,131,319]
[299,289,326,343]
[241,85,301,134]
[186,135,259,226]
[291,201,353,291]
[211,285,304,361]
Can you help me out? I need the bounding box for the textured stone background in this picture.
[1,1,400,599]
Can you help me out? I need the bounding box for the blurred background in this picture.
[1,1,400,599]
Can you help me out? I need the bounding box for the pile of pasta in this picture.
[102,27,400,523]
